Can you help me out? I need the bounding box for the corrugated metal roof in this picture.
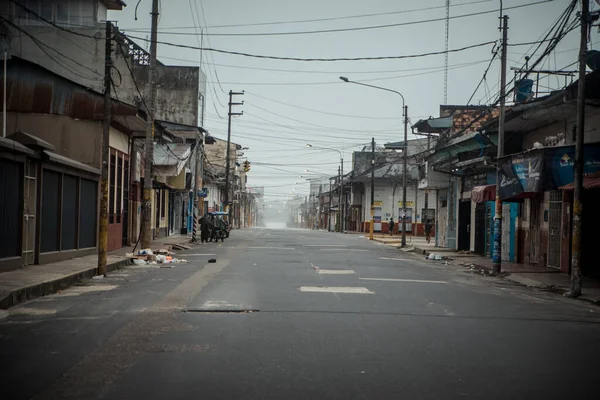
[4,58,137,120]
[559,173,600,191]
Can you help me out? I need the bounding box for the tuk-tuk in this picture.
[209,212,231,240]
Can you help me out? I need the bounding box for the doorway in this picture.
[458,200,471,251]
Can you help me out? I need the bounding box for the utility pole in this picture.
[140,0,159,249]
[191,135,202,242]
[317,184,322,230]
[340,157,344,232]
[224,90,243,225]
[337,165,341,232]
[493,15,509,274]
[98,21,112,277]
[370,137,375,240]
[568,0,589,297]
[401,105,409,247]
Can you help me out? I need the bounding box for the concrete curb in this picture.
[405,246,600,306]
[0,258,131,309]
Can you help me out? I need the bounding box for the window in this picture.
[14,1,94,27]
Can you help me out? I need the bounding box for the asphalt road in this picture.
[2,228,600,400]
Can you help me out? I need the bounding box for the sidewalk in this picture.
[0,234,193,309]
[371,234,600,304]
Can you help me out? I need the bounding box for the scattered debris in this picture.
[208,258,217,263]
[427,253,444,261]
[126,248,188,265]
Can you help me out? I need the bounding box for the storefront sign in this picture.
[373,201,383,207]
[397,201,415,208]
[499,143,600,200]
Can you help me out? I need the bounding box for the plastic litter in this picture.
[208,258,217,263]
[427,253,443,261]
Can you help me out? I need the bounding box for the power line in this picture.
[123,0,553,37]
[130,0,493,30]
[159,55,491,75]
[125,35,497,62]
[190,59,489,86]
[466,45,500,104]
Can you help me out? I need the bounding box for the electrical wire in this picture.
[124,1,553,37]
[191,59,489,86]
[132,0,493,30]
[124,35,497,62]
[0,16,103,81]
[466,45,500,104]
[115,35,152,118]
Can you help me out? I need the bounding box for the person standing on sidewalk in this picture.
[425,220,433,243]
[389,217,395,236]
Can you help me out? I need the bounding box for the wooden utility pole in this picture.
[317,184,322,230]
[493,15,509,274]
[224,90,243,224]
[140,0,159,249]
[98,21,112,277]
[401,104,408,246]
[337,165,341,232]
[370,137,375,240]
[191,136,202,242]
[568,0,589,297]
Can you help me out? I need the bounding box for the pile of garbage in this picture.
[126,248,188,266]
[426,253,444,261]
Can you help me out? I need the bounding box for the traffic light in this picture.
[243,160,251,172]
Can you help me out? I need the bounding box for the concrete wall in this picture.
[3,10,205,127]
[7,113,102,167]
[521,108,600,151]
[361,182,437,223]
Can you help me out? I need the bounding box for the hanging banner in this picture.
[544,143,600,188]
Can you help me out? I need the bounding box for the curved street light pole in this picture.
[340,77,408,247]
[307,144,344,233]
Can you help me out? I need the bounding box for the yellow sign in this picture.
[398,201,415,208]
[373,201,383,207]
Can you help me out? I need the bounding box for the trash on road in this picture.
[427,253,444,261]
[208,258,217,263]
[126,249,188,265]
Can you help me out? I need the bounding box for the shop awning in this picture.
[559,173,600,191]
[472,185,496,203]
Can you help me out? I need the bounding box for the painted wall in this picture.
[7,113,102,167]
[362,182,437,222]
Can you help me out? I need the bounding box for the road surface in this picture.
[2,228,599,399]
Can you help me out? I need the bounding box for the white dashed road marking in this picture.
[378,257,411,261]
[247,246,295,250]
[317,270,355,275]
[319,249,369,252]
[299,286,374,294]
[183,253,217,256]
[305,245,348,247]
[359,278,448,284]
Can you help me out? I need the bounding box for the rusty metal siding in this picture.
[2,58,136,120]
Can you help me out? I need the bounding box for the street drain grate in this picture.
[183,308,259,313]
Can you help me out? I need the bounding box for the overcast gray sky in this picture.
[110,0,598,202]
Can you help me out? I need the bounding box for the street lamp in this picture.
[306,144,345,233]
[340,76,409,247]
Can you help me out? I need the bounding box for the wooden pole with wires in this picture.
[98,21,112,276]
[567,0,589,297]
[140,0,159,249]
